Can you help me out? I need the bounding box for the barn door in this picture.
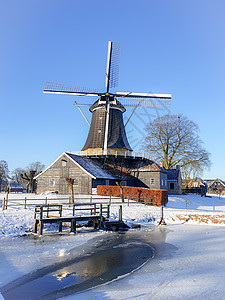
[59,167,69,194]
[80,176,90,194]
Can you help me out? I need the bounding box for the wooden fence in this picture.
[0,195,155,211]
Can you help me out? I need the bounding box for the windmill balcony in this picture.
[67,149,153,160]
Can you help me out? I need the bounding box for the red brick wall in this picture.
[97,185,168,206]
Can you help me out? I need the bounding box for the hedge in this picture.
[97,185,168,206]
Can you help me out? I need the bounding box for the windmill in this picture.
[43,41,171,158]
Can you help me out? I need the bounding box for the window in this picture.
[61,160,67,167]
[120,181,127,186]
[162,179,167,186]
[170,182,175,189]
[150,178,155,185]
[49,178,55,187]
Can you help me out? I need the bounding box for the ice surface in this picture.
[1,193,225,299]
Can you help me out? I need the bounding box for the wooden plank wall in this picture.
[36,154,92,195]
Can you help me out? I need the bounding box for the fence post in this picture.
[119,205,122,222]
[100,204,103,217]
[185,200,187,210]
[213,200,215,212]
[39,207,43,235]
[24,197,27,209]
[33,208,38,234]
[45,197,47,206]
[107,204,110,219]
[109,195,111,205]
[47,204,49,218]
[128,197,130,206]
[90,196,92,204]
[99,204,103,228]
[144,198,146,206]
[159,206,166,225]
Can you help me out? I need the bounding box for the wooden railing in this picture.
[33,203,111,235]
[68,150,153,160]
[0,195,124,210]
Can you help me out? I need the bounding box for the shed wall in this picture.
[36,154,92,195]
[131,170,167,190]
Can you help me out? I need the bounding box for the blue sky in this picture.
[1,0,225,179]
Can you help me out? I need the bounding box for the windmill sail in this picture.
[43,82,100,96]
[44,41,171,157]
[105,42,121,91]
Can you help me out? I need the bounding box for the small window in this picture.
[170,182,175,189]
[49,178,55,187]
[61,160,67,167]
[73,178,78,186]
[150,178,155,185]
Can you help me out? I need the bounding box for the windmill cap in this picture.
[90,96,126,113]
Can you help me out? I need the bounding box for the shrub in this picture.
[97,185,168,206]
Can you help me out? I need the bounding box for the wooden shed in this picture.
[35,152,120,195]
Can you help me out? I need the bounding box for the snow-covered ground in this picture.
[0,193,225,299]
[0,193,225,238]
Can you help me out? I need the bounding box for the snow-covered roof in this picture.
[66,153,120,180]
[208,178,225,188]
[9,184,23,188]
[134,162,166,172]
[34,152,121,180]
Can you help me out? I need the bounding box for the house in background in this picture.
[183,177,207,195]
[166,165,182,195]
[207,179,225,195]
[9,184,25,193]
[131,162,168,190]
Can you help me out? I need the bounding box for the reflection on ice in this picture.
[0,227,169,300]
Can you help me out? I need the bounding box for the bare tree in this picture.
[10,168,24,185]
[11,161,45,192]
[0,160,9,191]
[66,178,74,204]
[25,162,45,175]
[143,114,211,177]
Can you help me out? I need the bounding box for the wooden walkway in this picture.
[33,204,110,235]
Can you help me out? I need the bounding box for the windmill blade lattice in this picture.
[116,97,171,108]
[43,82,100,96]
[109,42,121,88]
